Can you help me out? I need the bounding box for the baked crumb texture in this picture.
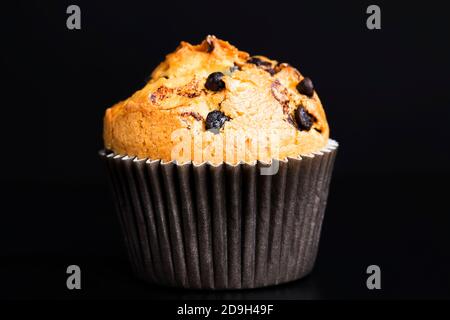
[104,36,329,164]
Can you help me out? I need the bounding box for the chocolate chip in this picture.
[295,106,314,131]
[205,110,229,132]
[286,114,297,127]
[205,72,225,91]
[296,77,314,97]
[247,57,276,75]
[206,36,214,53]
[247,57,272,67]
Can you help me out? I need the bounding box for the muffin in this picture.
[100,35,338,289]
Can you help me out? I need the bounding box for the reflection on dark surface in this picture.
[1,256,320,300]
[162,276,320,300]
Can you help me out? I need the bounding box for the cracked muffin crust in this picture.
[103,35,329,164]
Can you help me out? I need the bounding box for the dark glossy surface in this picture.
[1,173,449,300]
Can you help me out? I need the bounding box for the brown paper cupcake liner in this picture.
[99,139,338,289]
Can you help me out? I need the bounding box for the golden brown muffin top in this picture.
[103,35,329,164]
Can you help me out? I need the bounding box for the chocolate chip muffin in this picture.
[104,35,329,164]
[100,36,338,289]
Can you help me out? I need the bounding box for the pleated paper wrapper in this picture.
[99,139,338,289]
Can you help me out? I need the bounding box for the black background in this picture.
[1,0,449,300]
